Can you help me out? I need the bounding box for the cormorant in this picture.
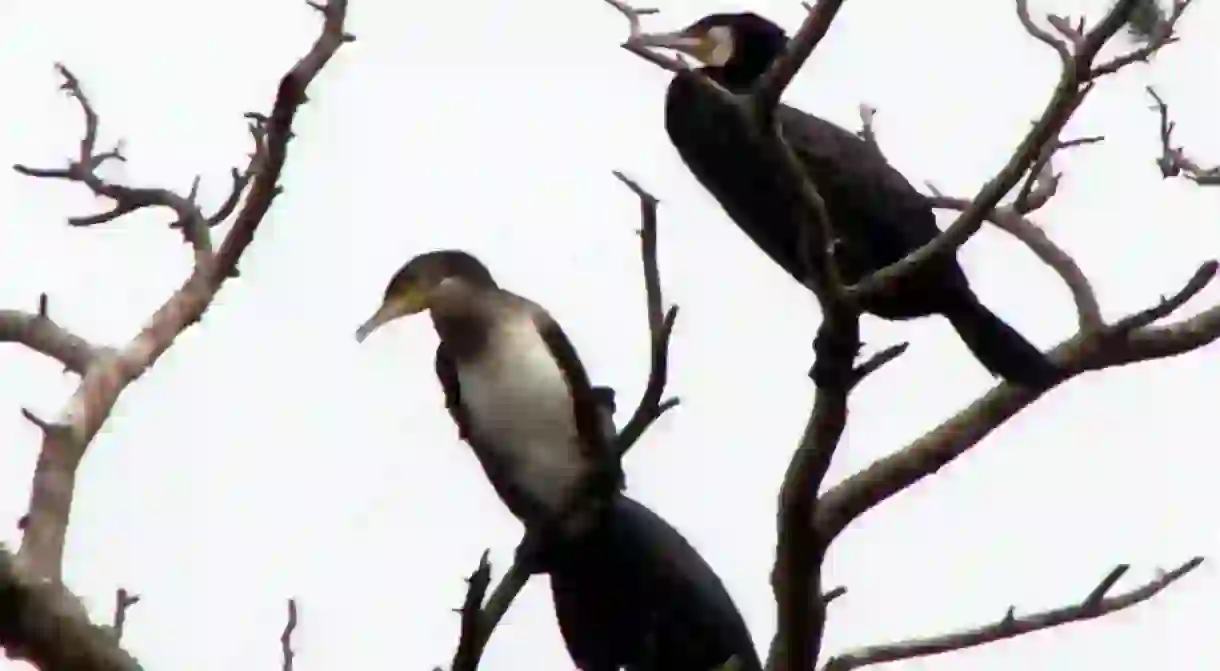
[637,13,1060,388]
[355,250,624,561]
[548,495,762,671]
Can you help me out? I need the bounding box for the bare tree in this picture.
[586,1,1212,671]
[1,0,1215,670]
[0,1,351,668]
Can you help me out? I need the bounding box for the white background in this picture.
[1,0,1217,669]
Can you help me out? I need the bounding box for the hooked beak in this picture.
[634,30,709,57]
[355,294,425,343]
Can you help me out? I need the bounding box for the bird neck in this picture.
[430,284,498,360]
[698,63,765,93]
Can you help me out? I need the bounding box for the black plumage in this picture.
[638,13,1061,388]
[548,494,763,671]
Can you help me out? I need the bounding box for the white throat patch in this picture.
[705,25,735,67]
[455,314,588,515]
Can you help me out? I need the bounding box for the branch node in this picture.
[1084,564,1129,608]
[19,408,68,438]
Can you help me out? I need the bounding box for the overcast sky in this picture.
[2,0,1218,669]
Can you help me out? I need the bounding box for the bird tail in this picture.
[943,295,1061,389]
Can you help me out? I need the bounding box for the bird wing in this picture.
[529,309,612,458]
[433,343,472,441]
[776,104,943,259]
[549,495,763,671]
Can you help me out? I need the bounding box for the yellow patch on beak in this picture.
[354,290,429,343]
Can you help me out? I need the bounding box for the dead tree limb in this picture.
[611,171,681,456]
[601,1,1204,670]
[7,0,351,589]
[0,546,142,671]
[822,558,1204,670]
[110,588,139,643]
[1147,85,1220,185]
[0,0,350,667]
[281,599,299,671]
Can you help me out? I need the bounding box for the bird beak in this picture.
[355,293,426,343]
[634,30,710,59]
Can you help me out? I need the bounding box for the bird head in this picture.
[355,249,496,342]
[636,12,788,90]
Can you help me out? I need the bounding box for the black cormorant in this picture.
[355,250,624,560]
[637,13,1060,388]
[548,493,763,671]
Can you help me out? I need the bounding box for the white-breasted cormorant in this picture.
[356,252,762,670]
[637,12,1061,388]
[355,250,624,558]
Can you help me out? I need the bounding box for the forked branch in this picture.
[822,558,1203,670]
[1147,86,1220,185]
[846,0,1149,300]
[0,2,350,667]
[603,2,1211,670]
[8,0,351,590]
[611,171,681,455]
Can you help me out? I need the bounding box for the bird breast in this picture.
[455,316,589,514]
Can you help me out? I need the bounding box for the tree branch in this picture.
[822,557,1204,670]
[927,195,1103,332]
[815,259,1220,545]
[845,0,1145,301]
[752,0,850,122]
[13,66,215,264]
[856,104,1104,332]
[110,588,139,643]
[9,0,351,593]
[280,599,298,671]
[0,546,142,671]
[0,303,106,375]
[611,171,680,455]
[1147,85,1220,186]
[602,0,687,73]
[1092,0,1193,76]
[450,551,494,671]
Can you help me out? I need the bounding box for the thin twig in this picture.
[13,66,214,264]
[611,171,681,455]
[846,0,1144,301]
[1147,86,1220,185]
[280,599,298,671]
[602,0,687,72]
[0,547,143,671]
[110,588,140,643]
[822,558,1203,670]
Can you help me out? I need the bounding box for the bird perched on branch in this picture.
[636,12,1061,388]
[355,250,623,565]
[550,389,762,671]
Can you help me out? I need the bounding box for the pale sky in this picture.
[2,0,1218,669]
